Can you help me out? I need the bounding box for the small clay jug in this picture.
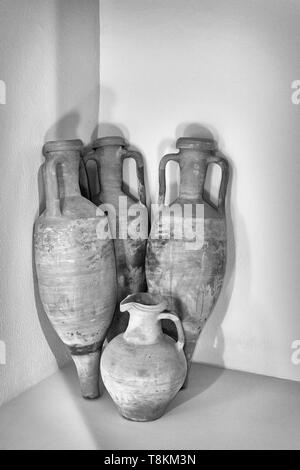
[146,137,229,385]
[100,293,187,421]
[83,137,148,341]
[34,140,117,399]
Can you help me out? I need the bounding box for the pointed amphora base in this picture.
[72,351,101,399]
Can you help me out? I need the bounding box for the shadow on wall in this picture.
[84,85,129,196]
[96,85,151,203]
[49,0,100,198]
[52,0,100,142]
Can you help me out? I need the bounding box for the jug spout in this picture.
[120,293,167,345]
[120,292,166,312]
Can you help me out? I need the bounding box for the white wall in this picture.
[0,0,100,406]
[99,0,300,381]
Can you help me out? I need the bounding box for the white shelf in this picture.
[0,363,300,450]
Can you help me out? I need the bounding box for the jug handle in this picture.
[44,156,61,217]
[120,150,146,206]
[204,154,229,213]
[159,153,180,205]
[82,148,101,200]
[158,312,185,351]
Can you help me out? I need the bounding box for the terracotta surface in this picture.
[83,137,148,341]
[34,140,117,398]
[146,138,229,383]
[101,293,187,421]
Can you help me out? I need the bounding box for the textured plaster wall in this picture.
[0,0,100,406]
[99,0,300,381]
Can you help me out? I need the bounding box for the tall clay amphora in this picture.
[83,137,148,341]
[146,137,229,382]
[101,293,187,421]
[34,140,117,399]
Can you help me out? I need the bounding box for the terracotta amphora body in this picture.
[146,137,229,383]
[83,137,148,341]
[34,140,117,399]
[100,293,187,421]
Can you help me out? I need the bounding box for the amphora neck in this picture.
[177,137,217,202]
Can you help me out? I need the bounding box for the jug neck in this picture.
[123,306,163,345]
